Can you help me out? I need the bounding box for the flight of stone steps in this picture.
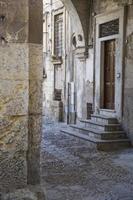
[61,114,131,151]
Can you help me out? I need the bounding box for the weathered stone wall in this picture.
[28,0,43,185]
[0,0,29,191]
[123,4,133,143]
[0,0,43,193]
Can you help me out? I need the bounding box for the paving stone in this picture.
[41,122,133,200]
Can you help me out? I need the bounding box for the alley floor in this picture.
[41,122,133,200]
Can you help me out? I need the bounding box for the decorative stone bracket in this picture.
[75,46,88,61]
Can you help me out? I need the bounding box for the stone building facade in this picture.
[43,0,133,142]
[91,0,133,142]
[0,0,133,198]
[43,0,93,123]
[90,0,133,144]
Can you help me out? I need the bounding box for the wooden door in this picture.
[104,39,115,109]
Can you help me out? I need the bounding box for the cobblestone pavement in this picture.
[41,122,133,200]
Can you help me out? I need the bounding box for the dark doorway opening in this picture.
[103,39,115,110]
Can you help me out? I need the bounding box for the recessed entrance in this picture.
[103,39,115,110]
[95,8,125,119]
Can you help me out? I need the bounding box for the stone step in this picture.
[99,109,117,117]
[61,129,131,151]
[91,114,118,125]
[80,119,122,131]
[70,125,127,140]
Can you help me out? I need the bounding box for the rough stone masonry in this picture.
[0,0,45,198]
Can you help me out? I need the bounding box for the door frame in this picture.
[94,7,126,120]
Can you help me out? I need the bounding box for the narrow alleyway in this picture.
[41,121,133,200]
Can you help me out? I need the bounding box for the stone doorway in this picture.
[94,8,126,120]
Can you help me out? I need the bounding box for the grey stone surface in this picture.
[27,115,42,185]
[123,4,133,144]
[41,122,133,200]
[1,185,46,200]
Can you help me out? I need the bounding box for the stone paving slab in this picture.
[41,122,133,200]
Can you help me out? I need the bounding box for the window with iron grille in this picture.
[54,13,63,57]
[99,19,119,38]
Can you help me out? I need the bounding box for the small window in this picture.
[54,13,63,57]
[54,89,62,101]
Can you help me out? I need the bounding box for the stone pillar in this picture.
[27,0,43,185]
[0,0,44,196]
[0,0,29,192]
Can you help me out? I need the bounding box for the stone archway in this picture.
[0,0,89,194]
[61,0,89,51]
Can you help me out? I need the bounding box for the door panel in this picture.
[104,39,115,109]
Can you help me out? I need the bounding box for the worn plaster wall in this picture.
[60,0,93,121]
[43,0,94,122]
[123,4,133,143]
[42,0,64,122]
[0,0,43,192]
[43,0,87,123]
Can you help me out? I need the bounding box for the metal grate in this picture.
[54,13,63,57]
[99,19,119,38]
